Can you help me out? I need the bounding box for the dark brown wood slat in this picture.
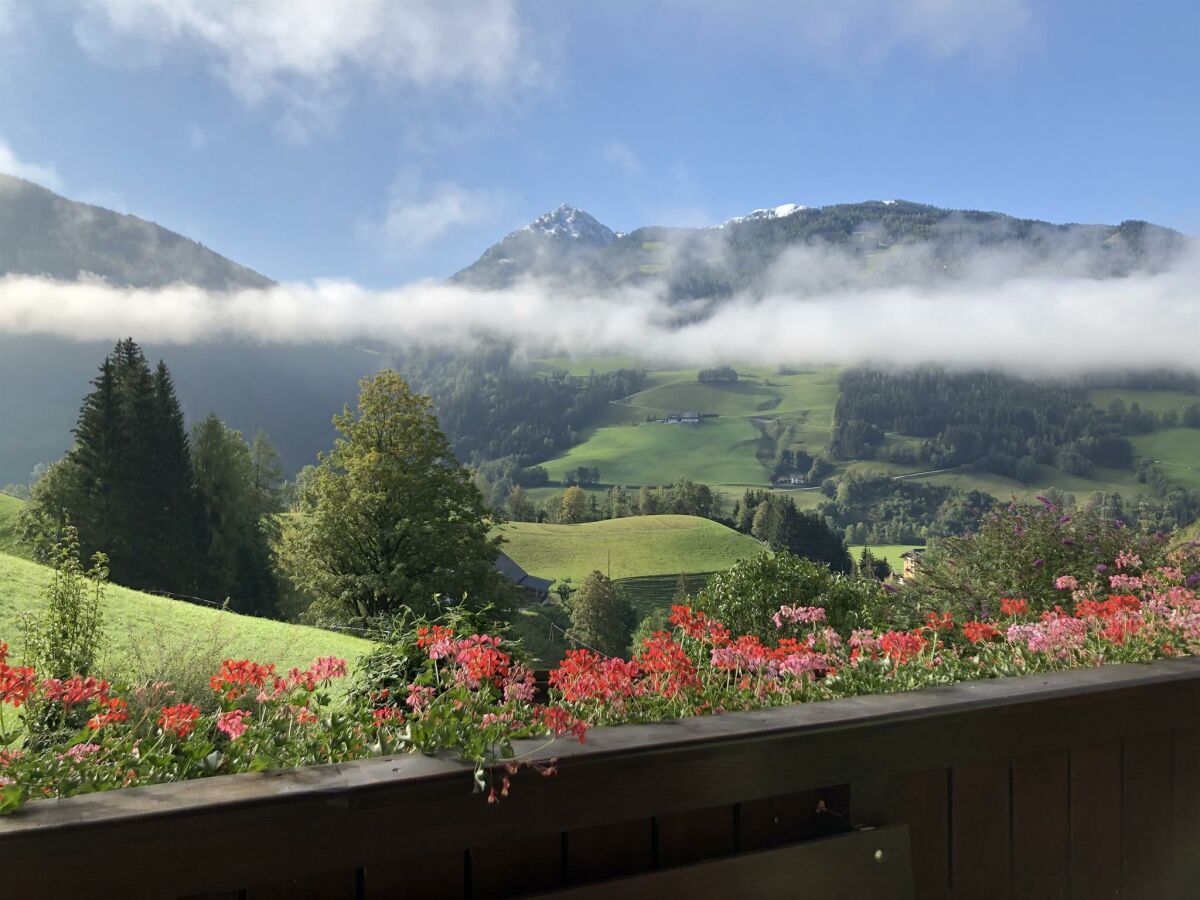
[951,757,1011,899]
[363,849,464,899]
[1122,731,1175,900]
[0,659,1197,899]
[564,818,653,884]
[883,768,950,900]
[469,831,563,899]
[738,789,817,851]
[1012,749,1070,900]
[1172,727,1200,895]
[656,803,737,867]
[245,868,359,899]
[530,826,915,899]
[1069,741,1122,899]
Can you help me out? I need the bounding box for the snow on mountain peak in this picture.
[524,205,616,244]
[716,203,808,228]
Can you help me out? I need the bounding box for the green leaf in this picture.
[0,784,26,815]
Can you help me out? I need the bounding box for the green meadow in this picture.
[0,550,371,675]
[496,515,765,584]
[847,544,922,568]
[542,417,768,486]
[535,365,842,493]
[0,492,24,557]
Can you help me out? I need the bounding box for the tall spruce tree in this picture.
[31,339,204,593]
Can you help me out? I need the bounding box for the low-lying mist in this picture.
[2,240,1196,376]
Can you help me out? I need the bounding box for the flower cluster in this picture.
[3,547,1198,815]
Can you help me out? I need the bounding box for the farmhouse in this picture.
[899,548,926,580]
[775,473,806,486]
[493,551,554,604]
[662,411,700,424]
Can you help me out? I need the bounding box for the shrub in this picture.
[695,552,885,639]
[905,498,1183,619]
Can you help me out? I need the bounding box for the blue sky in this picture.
[1,0,1196,286]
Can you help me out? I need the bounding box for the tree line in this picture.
[829,367,1200,480]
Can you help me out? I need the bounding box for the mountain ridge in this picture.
[452,198,1188,295]
[0,173,272,290]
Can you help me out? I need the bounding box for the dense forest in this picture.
[391,343,643,506]
[830,367,1198,479]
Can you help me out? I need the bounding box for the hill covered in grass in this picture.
[0,493,25,558]
[496,514,765,584]
[0,550,370,675]
[536,364,841,497]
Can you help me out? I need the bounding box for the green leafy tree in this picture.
[558,485,588,524]
[568,571,634,657]
[505,484,536,522]
[283,371,513,625]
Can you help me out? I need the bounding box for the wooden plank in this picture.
[565,818,653,885]
[531,825,915,899]
[739,789,817,851]
[246,868,359,899]
[469,832,563,899]
[1172,727,1200,894]
[656,803,737,867]
[951,758,1010,899]
[883,768,949,900]
[1,659,1198,900]
[1069,741,1122,899]
[1122,731,1174,900]
[363,849,464,899]
[1012,749,1070,900]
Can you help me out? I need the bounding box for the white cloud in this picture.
[1,242,1195,378]
[367,172,505,253]
[66,0,537,134]
[604,140,642,177]
[0,137,63,191]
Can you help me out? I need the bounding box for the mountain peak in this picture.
[717,203,808,228]
[524,205,616,244]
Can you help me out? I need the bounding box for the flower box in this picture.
[2,656,1198,898]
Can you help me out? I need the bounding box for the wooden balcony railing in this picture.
[2,656,1199,899]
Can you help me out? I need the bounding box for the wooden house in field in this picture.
[493,552,554,604]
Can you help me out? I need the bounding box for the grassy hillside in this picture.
[0,551,370,674]
[543,417,767,487]
[536,366,841,495]
[496,515,765,583]
[1131,429,1200,491]
[0,493,24,557]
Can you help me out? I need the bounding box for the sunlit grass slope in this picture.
[0,551,370,671]
[496,515,764,584]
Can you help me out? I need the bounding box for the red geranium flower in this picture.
[158,703,201,738]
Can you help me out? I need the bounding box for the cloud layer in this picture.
[1,242,1195,377]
